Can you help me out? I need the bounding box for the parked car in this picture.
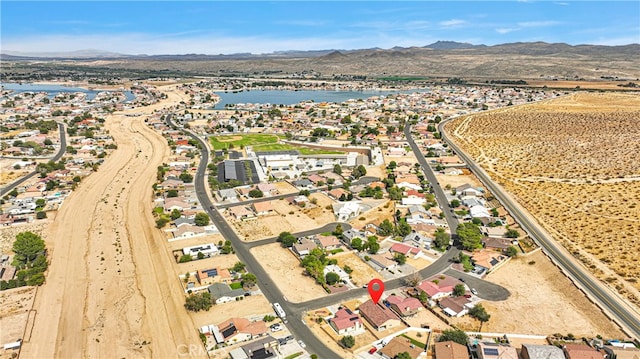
[369,347,378,354]
[270,324,282,332]
[471,288,478,295]
[298,340,306,348]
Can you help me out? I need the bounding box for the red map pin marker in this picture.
[367,278,384,304]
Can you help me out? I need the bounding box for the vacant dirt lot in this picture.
[230,193,338,241]
[452,251,625,338]
[251,243,327,303]
[0,287,36,358]
[189,295,274,328]
[445,92,640,309]
[333,251,382,287]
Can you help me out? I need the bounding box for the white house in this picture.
[182,243,219,257]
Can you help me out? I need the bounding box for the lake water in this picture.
[1,83,135,102]
[214,89,410,108]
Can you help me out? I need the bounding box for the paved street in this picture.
[438,118,640,338]
[0,122,66,196]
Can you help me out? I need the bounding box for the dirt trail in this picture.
[21,89,204,358]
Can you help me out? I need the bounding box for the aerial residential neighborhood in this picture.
[1,1,640,358]
[2,74,638,359]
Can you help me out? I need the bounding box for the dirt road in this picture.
[21,91,204,358]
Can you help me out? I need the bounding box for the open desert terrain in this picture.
[451,251,625,337]
[445,92,640,309]
[20,90,204,358]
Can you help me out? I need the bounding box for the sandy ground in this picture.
[20,91,205,358]
[333,251,382,287]
[435,172,482,191]
[450,251,625,337]
[230,192,338,241]
[251,243,327,303]
[0,287,36,358]
[0,159,33,187]
[348,199,394,230]
[445,92,640,309]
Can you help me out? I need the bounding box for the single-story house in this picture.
[252,201,273,216]
[477,342,518,359]
[563,344,606,359]
[293,238,317,257]
[417,275,463,300]
[207,282,245,304]
[521,344,565,359]
[316,234,341,250]
[379,336,423,359]
[403,232,433,250]
[358,299,401,331]
[471,250,508,273]
[197,267,232,286]
[434,340,469,359]
[390,242,422,257]
[208,317,267,345]
[228,206,256,221]
[329,308,364,335]
[386,295,423,317]
[182,243,218,258]
[439,296,473,317]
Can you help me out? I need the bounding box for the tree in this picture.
[333,164,342,175]
[277,231,296,248]
[332,224,343,238]
[184,292,213,312]
[36,210,47,219]
[393,252,407,265]
[352,165,367,179]
[437,329,469,345]
[248,189,264,198]
[506,245,519,257]
[505,228,520,238]
[367,236,380,254]
[179,254,192,263]
[341,335,355,348]
[378,219,394,236]
[388,186,403,201]
[232,261,246,273]
[469,304,491,331]
[35,198,46,207]
[156,217,169,228]
[194,212,210,226]
[242,272,257,287]
[457,223,483,251]
[179,172,194,183]
[453,284,466,297]
[396,352,411,359]
[170,208,182,220]
[450,199,461,208]
[396,219,412,237]
[433,228,450,250]
[326,272,341,285]
[350,237,363,251]
[13,232,45,265]
[167,189,178,198]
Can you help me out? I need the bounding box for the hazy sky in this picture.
[2,1,639,55]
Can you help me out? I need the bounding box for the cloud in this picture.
[274,20,328,27]
[517,20,562,28]
[0,32,441,55]
[439,19,466,28]
[496,28,518,34]
[554,2,570,5]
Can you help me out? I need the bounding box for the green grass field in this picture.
[210,134,279,150]
[210,134,346,155]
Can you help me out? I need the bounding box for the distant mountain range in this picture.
[2,41,639,80]
[2,41,638,60]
